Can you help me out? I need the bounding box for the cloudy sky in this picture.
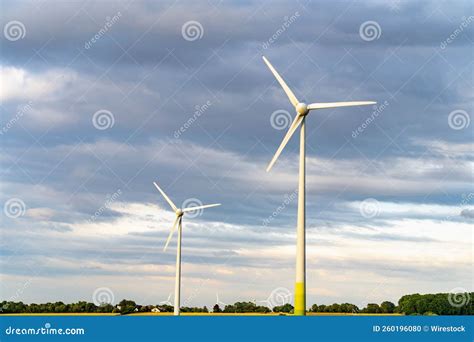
[0,0,472,309]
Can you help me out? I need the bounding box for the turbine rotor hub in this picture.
[296,102,309,115]
[176,209,183,217]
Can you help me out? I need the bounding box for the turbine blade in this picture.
[307,101,376,110]
[266,115,304,172]
[262,56,299,107]
[182,203,221,212]
[163,216,179,252]
[153,181,178,212]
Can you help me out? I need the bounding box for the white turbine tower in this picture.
[153,181,221,316]
[262,56,376,315]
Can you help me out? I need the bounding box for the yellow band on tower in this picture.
[294,282,305,315]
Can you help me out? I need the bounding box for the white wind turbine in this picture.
[262,56,376,315]
[215,292,227,310]
[153,181,221,316]
[159,293,173,306]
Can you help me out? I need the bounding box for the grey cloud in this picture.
[460,209,474,218]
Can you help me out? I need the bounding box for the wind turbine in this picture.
[262,56,376,315]
[215,292,227,310]
[153,181,221,316]
[159,293,173,306]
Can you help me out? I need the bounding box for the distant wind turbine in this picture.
[153,181,221,316]
[215,292,227,310]
[159,293,173,306]
[262,56,376,315]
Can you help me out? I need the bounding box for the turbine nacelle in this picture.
[175,208,184,217]
[296,102,309,115]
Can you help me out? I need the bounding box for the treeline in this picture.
[0,300,182,315]
[214,302,271,313]
[0,300,395,314]
[310,292,473,315]
[1,292,472,315]
[310,301,395,314]
[398,293,473,315]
